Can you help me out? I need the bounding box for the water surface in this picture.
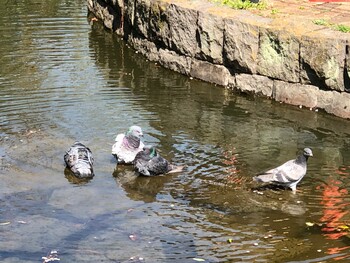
[1,1,350,262]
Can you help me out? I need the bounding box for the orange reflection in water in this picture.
[222,148,241,185]
[318,178,348,239]
[317,172,350,260]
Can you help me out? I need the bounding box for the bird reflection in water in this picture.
[317,172,350,260]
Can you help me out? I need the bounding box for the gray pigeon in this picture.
[253,148,313,193]
[133,146,184,176]
[64,142,94,178]
[112,125,145,164]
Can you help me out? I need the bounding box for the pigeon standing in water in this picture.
[253,148,313,193]
[133,146,184,176]
[112,125,144,164]
[64,142,94,178]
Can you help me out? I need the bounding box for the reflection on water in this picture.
[316,169,350,261]
[319,178,349,240]
[2,0,350,262]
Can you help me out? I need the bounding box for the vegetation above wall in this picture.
[212,0,267,10]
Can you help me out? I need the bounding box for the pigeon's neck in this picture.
[296,154,308,164]
[123,135,140,149]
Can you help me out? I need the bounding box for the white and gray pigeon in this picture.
[253,148,313,193]
[133,146,184,176]
[112,125,144,164]
[64,142,94,178]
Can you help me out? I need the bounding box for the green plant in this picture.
[215,0,267,10]
[312,19,329,26]
[271,8,278,14]
[313,19,350,33]
[334,24,350,33]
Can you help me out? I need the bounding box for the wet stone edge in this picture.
[87,0,350,119]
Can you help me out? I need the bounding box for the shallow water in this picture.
[1,1,350,262]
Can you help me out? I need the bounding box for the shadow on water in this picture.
[2,0,350,262]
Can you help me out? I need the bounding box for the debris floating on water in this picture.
[193,258,205,262]
[42,250,60,262]
[129,234,138,241]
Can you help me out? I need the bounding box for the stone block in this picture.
[273,80,318,108]
[128,37,159,61]
[236,74,273,97]
[257,28,300,83]
[227,75,236,89]
[166,4,198,57]
[190,59,230,86]
[134,0,151,38]
[316,90,334,110]
[196,11,224,64]
[148,0,171,49]
[321,91,350,119]
[158,49,191,76]
[224,19,259,74]
[300,35,347,91]
[87,0,118,31]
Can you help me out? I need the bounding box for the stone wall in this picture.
[87,0,350,119]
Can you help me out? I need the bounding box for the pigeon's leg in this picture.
[290,185,297,194]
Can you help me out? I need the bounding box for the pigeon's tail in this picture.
[253,173,275,183]
[168,165,185,174]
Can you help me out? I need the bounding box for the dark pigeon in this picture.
[64,142,94,178]
[253,148,313,193]
[133,146,184,176]
[112,125,144,164]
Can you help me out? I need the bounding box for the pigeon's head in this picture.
[126,125,143,139]
[303,148,313,157]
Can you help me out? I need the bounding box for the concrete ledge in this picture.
[87,0,350,119]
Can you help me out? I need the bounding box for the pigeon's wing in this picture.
[134,156,151,176]
[112,134,124,154]
[85,146,94,165]
[147,156,171,175]
[273,160,306,182]
[136,164,151,176]
[78,146,94,166]
[112,134,127,163]
[255,160,305,184]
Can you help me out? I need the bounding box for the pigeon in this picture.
[64,142,94,178]
[112,125,144,164]
[133,146,184,176]
[253,148,313,193]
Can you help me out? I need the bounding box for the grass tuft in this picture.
[313,19,350,33]
[334,24,350,33]
[214,0,268,10]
